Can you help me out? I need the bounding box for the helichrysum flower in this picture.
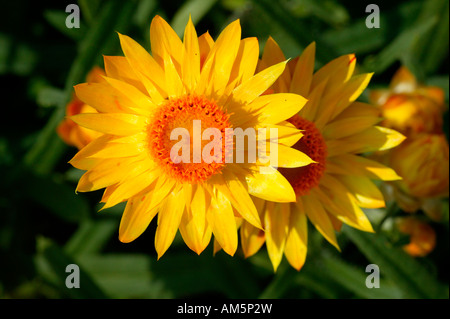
[387,133,449,219]
[57,67,105,149]
[240,39,405,271]
[370,66,445,136]
[396,217,436,257]
[69,16,314,258]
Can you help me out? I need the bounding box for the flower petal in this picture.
[264,201,290,272]
[284,203,308,271]
[246,165,297,202]
[155,189,186,259]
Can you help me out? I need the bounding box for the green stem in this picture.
[376,201,400,233]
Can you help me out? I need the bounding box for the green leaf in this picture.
[319,252,403,299]
[76,254,171,298]
[288,0,350,27]
[36,86,65,108]
[413,0,449,74]
[44,10,86,41]
[343,227,448,299]
[152,248,261,298]
[170,0,219,37]
[363,16,437,74]
[78,0,101,25]
[250,0,337,64]
[65,218,118,256]
[321,18,388,55]
[24,174,90,223]
[35,238,108,298]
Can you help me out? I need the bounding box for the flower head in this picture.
[57,67,105,149]
[386,133,449,218]
[370,66,445,136]
[396,217,436,257]
[240,38,405,271]
[69,17,313,258]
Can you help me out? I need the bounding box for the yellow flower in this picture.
[240,38,405,271]
[387,133,449,219]
[57,67,105,149]
[396,217,436,257]
[370,66,445,136]
[69,16,314,259]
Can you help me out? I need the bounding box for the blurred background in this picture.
[0,0,448,299]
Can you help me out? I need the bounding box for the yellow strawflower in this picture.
[240,38,405,271]
[69,16,314,259]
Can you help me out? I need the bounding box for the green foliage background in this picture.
[0,0,448,299]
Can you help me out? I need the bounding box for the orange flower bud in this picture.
[387,134,449,216]
[370,67,445,136]
[57,67,105,149]
[396,217,436,257]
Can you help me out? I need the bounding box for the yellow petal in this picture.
[316,175,374,233]
[103,55,147,93]
[164,53,185,98]
[311,53,356,90]
[301,196,340,251]
[182,15,200,92]
[229,37,259,87]
[322,116,381,140]
[206,189,238,256]
[240,221,265,258]
[179,185,210,254]
[298,79,328,122]
[118,193,159,243]
[264,201,290,272]
[118,32,167,96]
[284,203,308,271]
[155,190,186,259]
[259,122,303,147]
[70,113,146,136]
[246,165,297,202]
[229,60,288,109]
[260,36,290,93]
[238,93,307,125]
[327,126,406,157]
[76,156,147,192]
[290,42,316,96]
[339,175,386,208]
[334,101,380,120]
[195,20,241,98]
[150,15,183,72]
[101,76,154,116]
[209,19,242,97]
[74,83,141,114]
[69,135,112,170]
[198,31,214,68]
[211,170,262,229]
[101,168,160,210]
[331,72,373,119]
[327,154,401,181]
[273,143,315,168]
[86,141,144,159]
[315,73,373,129]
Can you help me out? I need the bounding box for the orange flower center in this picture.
[148,95,232,183]
[279,114,327,196]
